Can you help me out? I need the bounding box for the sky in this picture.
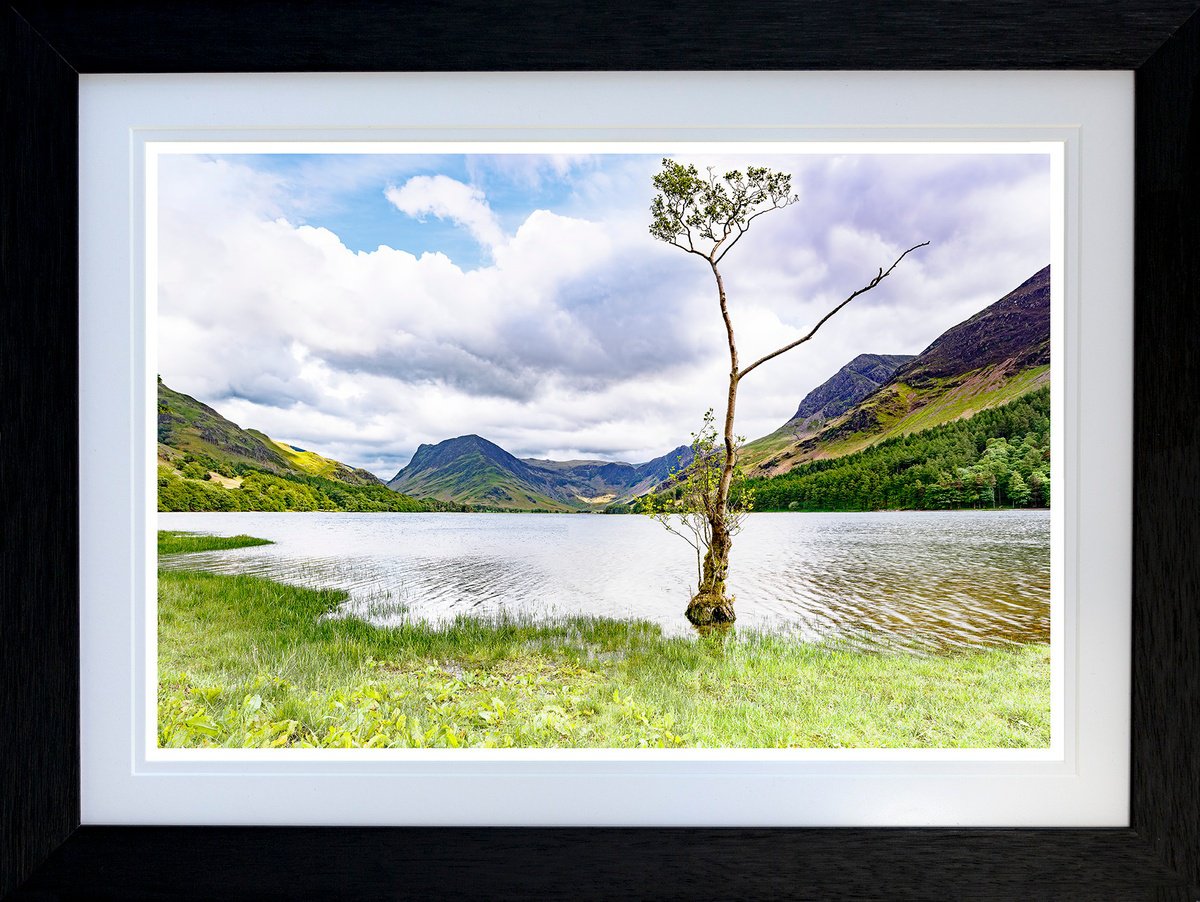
[156,149,1052,479]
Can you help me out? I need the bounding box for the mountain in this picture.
[527,444,693,503]
[387,435,693,511]
[158,377,691,512]
[387,435,571,510]
[745,265,1051,476]
[746,353,914,462]
[156,379,381,486]
[793,353,915,425]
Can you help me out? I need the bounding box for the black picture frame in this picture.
[4,2,1198,898]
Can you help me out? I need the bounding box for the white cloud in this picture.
[466,153,598,191]
[384,175,506,251]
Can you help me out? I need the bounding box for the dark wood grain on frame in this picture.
[1,9,80,900]
[3,1,1198,898]
[10,0,1200,72]
[1134,4,1200,889]
[9,827,1194,901]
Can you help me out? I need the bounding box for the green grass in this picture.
[158,531,273,555]
[158,534,1051,750]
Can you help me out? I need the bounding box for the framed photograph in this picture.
[5,3,1198,898]
[81,75,1114,831]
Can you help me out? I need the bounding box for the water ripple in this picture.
[159,510,1051,650]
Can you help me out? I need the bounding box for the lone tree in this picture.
[649,158,927,626]
[644,409,754,597]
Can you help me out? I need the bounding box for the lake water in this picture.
[158,510,1050,651]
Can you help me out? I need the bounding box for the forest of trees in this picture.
[157,452,456,513]
[743,386,1050,512]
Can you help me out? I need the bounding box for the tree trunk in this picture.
[686,261,739,627]
[686,521,736,625]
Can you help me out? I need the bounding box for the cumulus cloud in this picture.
[384,175,506,251]
[157,151,1052,477]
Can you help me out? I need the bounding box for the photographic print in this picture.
[154,145,1055,751]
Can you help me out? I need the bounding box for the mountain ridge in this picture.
[793,353,915,424]
[387,435,693,511]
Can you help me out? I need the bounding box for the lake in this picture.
[158,510,1050,651]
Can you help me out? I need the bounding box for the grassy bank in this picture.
[158,531,273,555]
[158,533,1051,749]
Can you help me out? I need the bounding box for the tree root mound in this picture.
[685,593,736,626]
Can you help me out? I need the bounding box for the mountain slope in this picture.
[156,379,381,486]
[387,435,573,511]
[387,436,693,511]
[746,266,1051,476]
[251,432,381,487]
[745,353,914,463]
[794,353,915,424]
[157,379,291,471]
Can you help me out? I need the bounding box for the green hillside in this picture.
[393,458,575,512]
[157,379,291,473]
[744,387,1051,512]
[156,378,447,512]
[751,362,1049,473]
[387,435,575,511]
[251,432,381,487]
[157,378,381,486]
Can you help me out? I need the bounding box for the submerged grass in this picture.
[158,532,1051,749]
[158,531,273,555]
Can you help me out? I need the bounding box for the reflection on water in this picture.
[158,510,1050,651]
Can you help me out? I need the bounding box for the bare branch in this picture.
[737,241,929,382]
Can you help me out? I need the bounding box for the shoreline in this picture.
[157,531,1052,750]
